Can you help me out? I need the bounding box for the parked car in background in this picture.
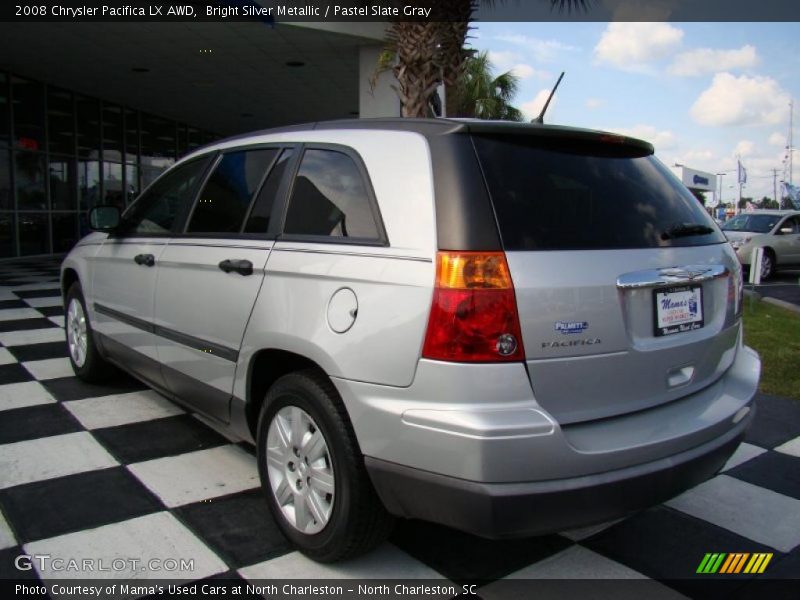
[61,118,759,562]
[722,210,800,279]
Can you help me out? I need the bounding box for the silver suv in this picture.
[61,119,760,562]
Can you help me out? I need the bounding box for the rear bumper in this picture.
[334,343,759,483]
[366,416,749,538]
[334,342,759,537]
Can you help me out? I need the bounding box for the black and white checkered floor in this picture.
[0,257,798,598]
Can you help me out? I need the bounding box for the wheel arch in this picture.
[245,348,331,439]
[61,267,80,302]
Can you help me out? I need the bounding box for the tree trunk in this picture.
[386,2,475,118]
[388,21,443,118]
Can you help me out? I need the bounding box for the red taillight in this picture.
[728,266,744,317]
[422,252,525,362]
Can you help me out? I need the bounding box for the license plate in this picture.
[653,285,704,337]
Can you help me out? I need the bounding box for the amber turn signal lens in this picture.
[436,252,513,290]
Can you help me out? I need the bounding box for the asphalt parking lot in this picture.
[0,257,798,598]
[752,269,800,308]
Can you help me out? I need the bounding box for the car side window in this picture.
[186,148,278,234]
[122,158,209,235]
[786,216,800,233]
[283,148,381,241]
[243,148,294,234]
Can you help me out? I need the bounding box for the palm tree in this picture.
[451,51,523,120]
[380,0,588,118]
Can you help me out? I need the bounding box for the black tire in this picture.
[256,369,393,562]
[760,249,775,280]
[65,283,114,382]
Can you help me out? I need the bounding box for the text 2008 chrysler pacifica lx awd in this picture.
[61,118,760,561]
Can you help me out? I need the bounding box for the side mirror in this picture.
[88,206,121,232]
[779,227,794,235]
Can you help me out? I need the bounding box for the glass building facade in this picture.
[0,71,219,258]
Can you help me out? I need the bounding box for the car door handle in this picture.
[218,259,253,276]
[134,253,155,267]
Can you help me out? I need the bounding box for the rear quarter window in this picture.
[283,148,383,243]
[472,134,725,250]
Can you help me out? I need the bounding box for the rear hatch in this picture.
[471,130,740,425]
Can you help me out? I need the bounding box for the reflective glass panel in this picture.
[15,151,47,210]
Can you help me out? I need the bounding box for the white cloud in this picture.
[487,50,522,72]
[690,72,790,126]
[768,132,786,146]
[585,98,604,110]
[486,52,551,81]
[668,45,758,77]
[673,149,716,167]
[521,89,556,121]
[606,124,677,151]
[594,22,683,70]
[509,64,552,81]
[735,140,755,157]
[493,34,578,62]
[509,63,535,79]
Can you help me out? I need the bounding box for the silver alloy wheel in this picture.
[66,297,88,368]
[266,405,335,534]
[760,253,773,279]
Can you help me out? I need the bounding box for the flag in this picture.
[737,160,747,184]
[783,181,800,210]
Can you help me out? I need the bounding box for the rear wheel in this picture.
[256,369,392,562]
[65,283,114,382]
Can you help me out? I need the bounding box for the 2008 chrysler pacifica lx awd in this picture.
[61,118,760,561]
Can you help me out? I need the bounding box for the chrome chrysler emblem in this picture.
[660,267,711,281]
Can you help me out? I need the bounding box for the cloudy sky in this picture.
[471,22,800,203]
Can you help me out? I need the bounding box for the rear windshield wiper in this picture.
[661,223,715,240]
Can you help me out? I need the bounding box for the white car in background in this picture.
[722,210,800,280]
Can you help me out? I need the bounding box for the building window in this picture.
[0,73,10,148]
[78,159,101,211]
[12,77,45,151]
[0,71,218,259]
[76,95,100,159]
[48,87,75,156]
[103,104,124,162]
[49,156,77,210]
[15,151,47,211]
[0,213,15,257]
[18,212,49,255]
[0,148,10,210]
[102,162,124,209]
[52,212,78,253]
[125,163,139,205]
[187,127,202,152]
[140,113,176,190]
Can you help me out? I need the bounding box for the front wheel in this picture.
[759,250,775,280]
[65,283,114,382]
[256,369,392,562]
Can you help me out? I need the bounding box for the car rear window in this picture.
[472,134,725,250]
